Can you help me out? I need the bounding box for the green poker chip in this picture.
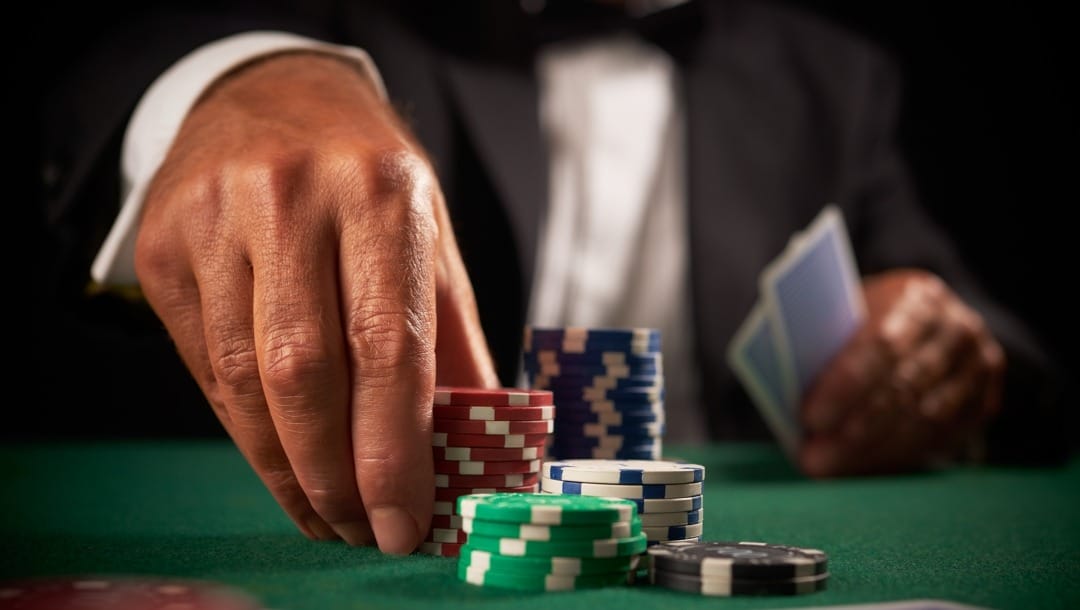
[462,516,641,541]
[456,492,637,525]
[465,532,649,558]
[458,562,632,591]
[459,545,641,576]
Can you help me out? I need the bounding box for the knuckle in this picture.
[259,323,335,397]
[211,334,262,397]
[349,306,434,378]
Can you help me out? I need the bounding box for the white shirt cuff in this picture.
[90,31,387,286]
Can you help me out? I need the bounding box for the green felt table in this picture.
[2,441,1078,610]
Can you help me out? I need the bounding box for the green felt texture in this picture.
[1,441,1077,610]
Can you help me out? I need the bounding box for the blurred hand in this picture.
[135,52,498,553]
[799,269,1005,477]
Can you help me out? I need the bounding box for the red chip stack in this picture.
[418,387,554,557]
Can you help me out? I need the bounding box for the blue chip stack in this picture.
[522,327,665,460]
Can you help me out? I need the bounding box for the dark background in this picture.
[22,1,1076,436]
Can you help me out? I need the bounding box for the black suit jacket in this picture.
[31,0,1068,463]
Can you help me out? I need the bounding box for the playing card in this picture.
[760,204,865,407]
[726,302,798,457]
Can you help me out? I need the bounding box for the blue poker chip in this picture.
[547,447,663,460]
[524,327,662,354]
[551,401,666,416]
[554,421,667,438]
[552,409,665,425]
[548,387,666,404]
[523,362,662,378]
[543,460,705,484]
[522,350,663,367]
[551,430,662,444]
[531,375,662,391]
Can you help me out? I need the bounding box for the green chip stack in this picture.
[455,493,645,591]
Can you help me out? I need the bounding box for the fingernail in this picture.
[370,506,421,555]
[333,520,375,547]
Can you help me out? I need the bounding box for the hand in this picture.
[135,52,499,553]
[799,269,1005,477]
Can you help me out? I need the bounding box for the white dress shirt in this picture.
[91,30,706,443]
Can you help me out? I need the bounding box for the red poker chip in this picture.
[424,526,468,544]
[417,541,463,557]
[433,387,553,406]
[430,514,463,529]
[0,577,264,610]
[433,445,541,462]
[434,458,540,475]
[433,404,555,422]
[434,471,540,488]
[434,418,554,435]
[433,484,539,502]
[432,432,549,448]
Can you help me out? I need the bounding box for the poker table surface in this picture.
[2,440,1078,610]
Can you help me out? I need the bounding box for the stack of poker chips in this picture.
[541,460,705,545]
[455,493,646,591]
[522,327,665,460]
[419,387,555,557]
[647,541,829,596]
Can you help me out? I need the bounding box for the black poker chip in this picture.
[647,540,828,580]
[649,568,830,596]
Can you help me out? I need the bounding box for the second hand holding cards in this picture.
[727,205,866,458]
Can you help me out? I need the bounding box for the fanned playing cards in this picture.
[727,205,866,458]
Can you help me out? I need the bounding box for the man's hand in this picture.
[135,52,499,553]
[799,269,1005,477]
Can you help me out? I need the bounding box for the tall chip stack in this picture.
[540,460,705,546]
[455,493,645,591]
[522,327,664,460]
[419,387,555,557]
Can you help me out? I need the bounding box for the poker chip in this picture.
[418,541,464,558]
[649,569,829,596]
[465,532,649,558]
[546,435,657,450]
[637,509,702,527]
[525,363,661,378]
[434,418,554,435]
[549,399,664,415]
[432,432,549,448]
[641,523,704,541]
[646,541,828,580]
[434,458,541,476]
[434,484,538,502]
[459,546,641,576]
[552,409,665,425]
[549,387,666,403]
[524,350,663,368]
[524,327,661,354]
[541,479,701,500]
[552,421,667,437]
[426,526,469,544]
[433,445,541,462]
[433,387,553,406]
[457,493,637,525]
[533,373,662,390]
[0,577,264,610]
[544,460,705,485]
[433,404,555,422]
[430,514,463,529]
[545,445,663,460]
[625,495,703,514]
[434,472,539,488]
[458,562,632,591]
[461,517,641,541]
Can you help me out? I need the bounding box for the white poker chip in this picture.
[543,459,705,485]
[540,478,703,499]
